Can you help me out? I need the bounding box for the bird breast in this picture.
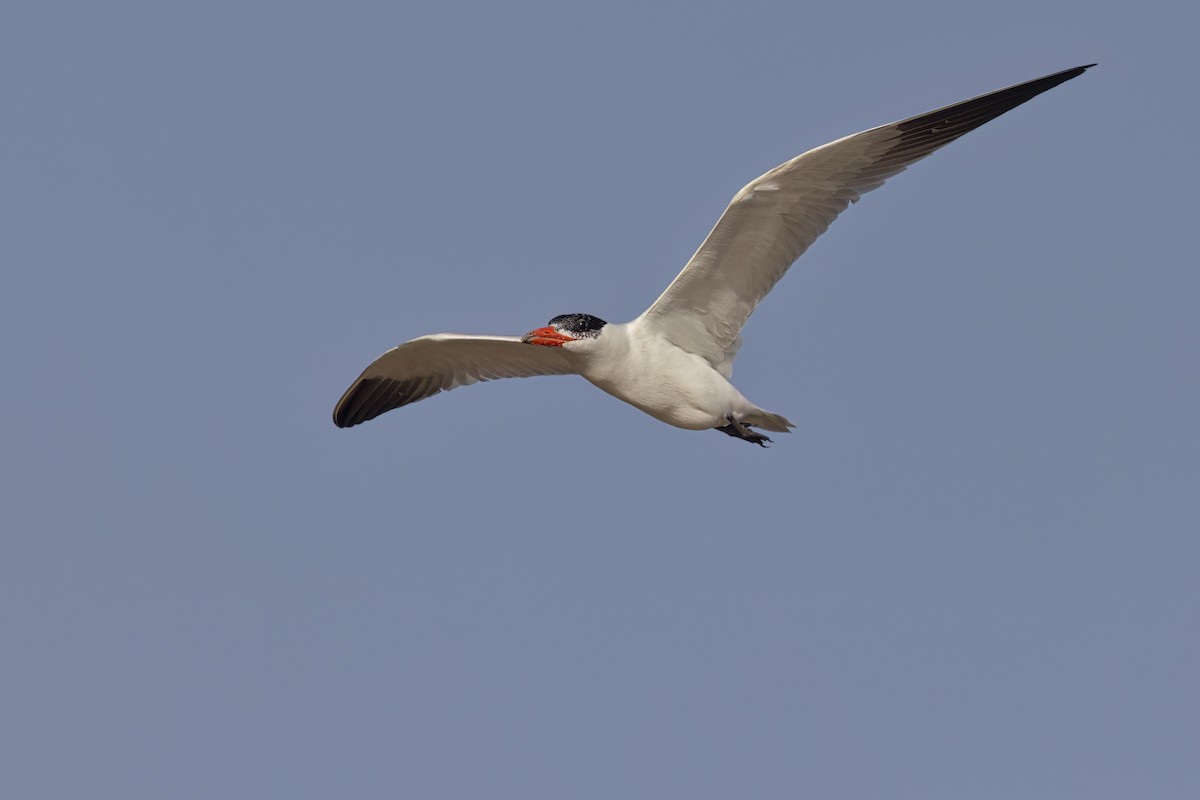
[570,322,745,430]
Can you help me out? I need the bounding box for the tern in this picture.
[334,64,1092,446]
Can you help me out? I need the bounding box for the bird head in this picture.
[521,313,608,347]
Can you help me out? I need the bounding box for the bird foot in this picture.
[716,418,772,447]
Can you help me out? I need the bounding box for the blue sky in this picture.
[3,2,1196,798]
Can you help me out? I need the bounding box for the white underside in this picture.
[562,319,793,432]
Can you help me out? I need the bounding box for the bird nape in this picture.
[333,64,1094,446]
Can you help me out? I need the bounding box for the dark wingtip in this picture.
[332,377,383,429]
[884,63,1096,159]
[1056,63,1097,81]
[333,375,416,429]
[334,377,383,429]
[1025,62,1096,95]
[332,401,356,428]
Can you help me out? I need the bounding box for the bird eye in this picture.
[548,313,607,334]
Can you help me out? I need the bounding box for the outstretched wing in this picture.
[333,334,575,428]
[638,64,1093,369]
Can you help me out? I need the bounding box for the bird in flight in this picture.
[334,64,1093,446]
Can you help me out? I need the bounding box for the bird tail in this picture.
[745,409,794,433]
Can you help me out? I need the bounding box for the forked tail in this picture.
[744,409,794,433]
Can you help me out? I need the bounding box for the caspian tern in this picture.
[334,64,1093,445]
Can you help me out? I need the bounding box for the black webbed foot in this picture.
[715,418,772,447]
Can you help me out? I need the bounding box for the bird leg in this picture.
[716,417,772,447]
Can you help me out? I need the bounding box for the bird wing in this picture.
[638,64,1093,370]
[333,334,575,428]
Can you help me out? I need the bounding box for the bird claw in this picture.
[716,418,772,447]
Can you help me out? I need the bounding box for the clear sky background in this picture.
[3,2,1196,798]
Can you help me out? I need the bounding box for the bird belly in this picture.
[579,348,746,430]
